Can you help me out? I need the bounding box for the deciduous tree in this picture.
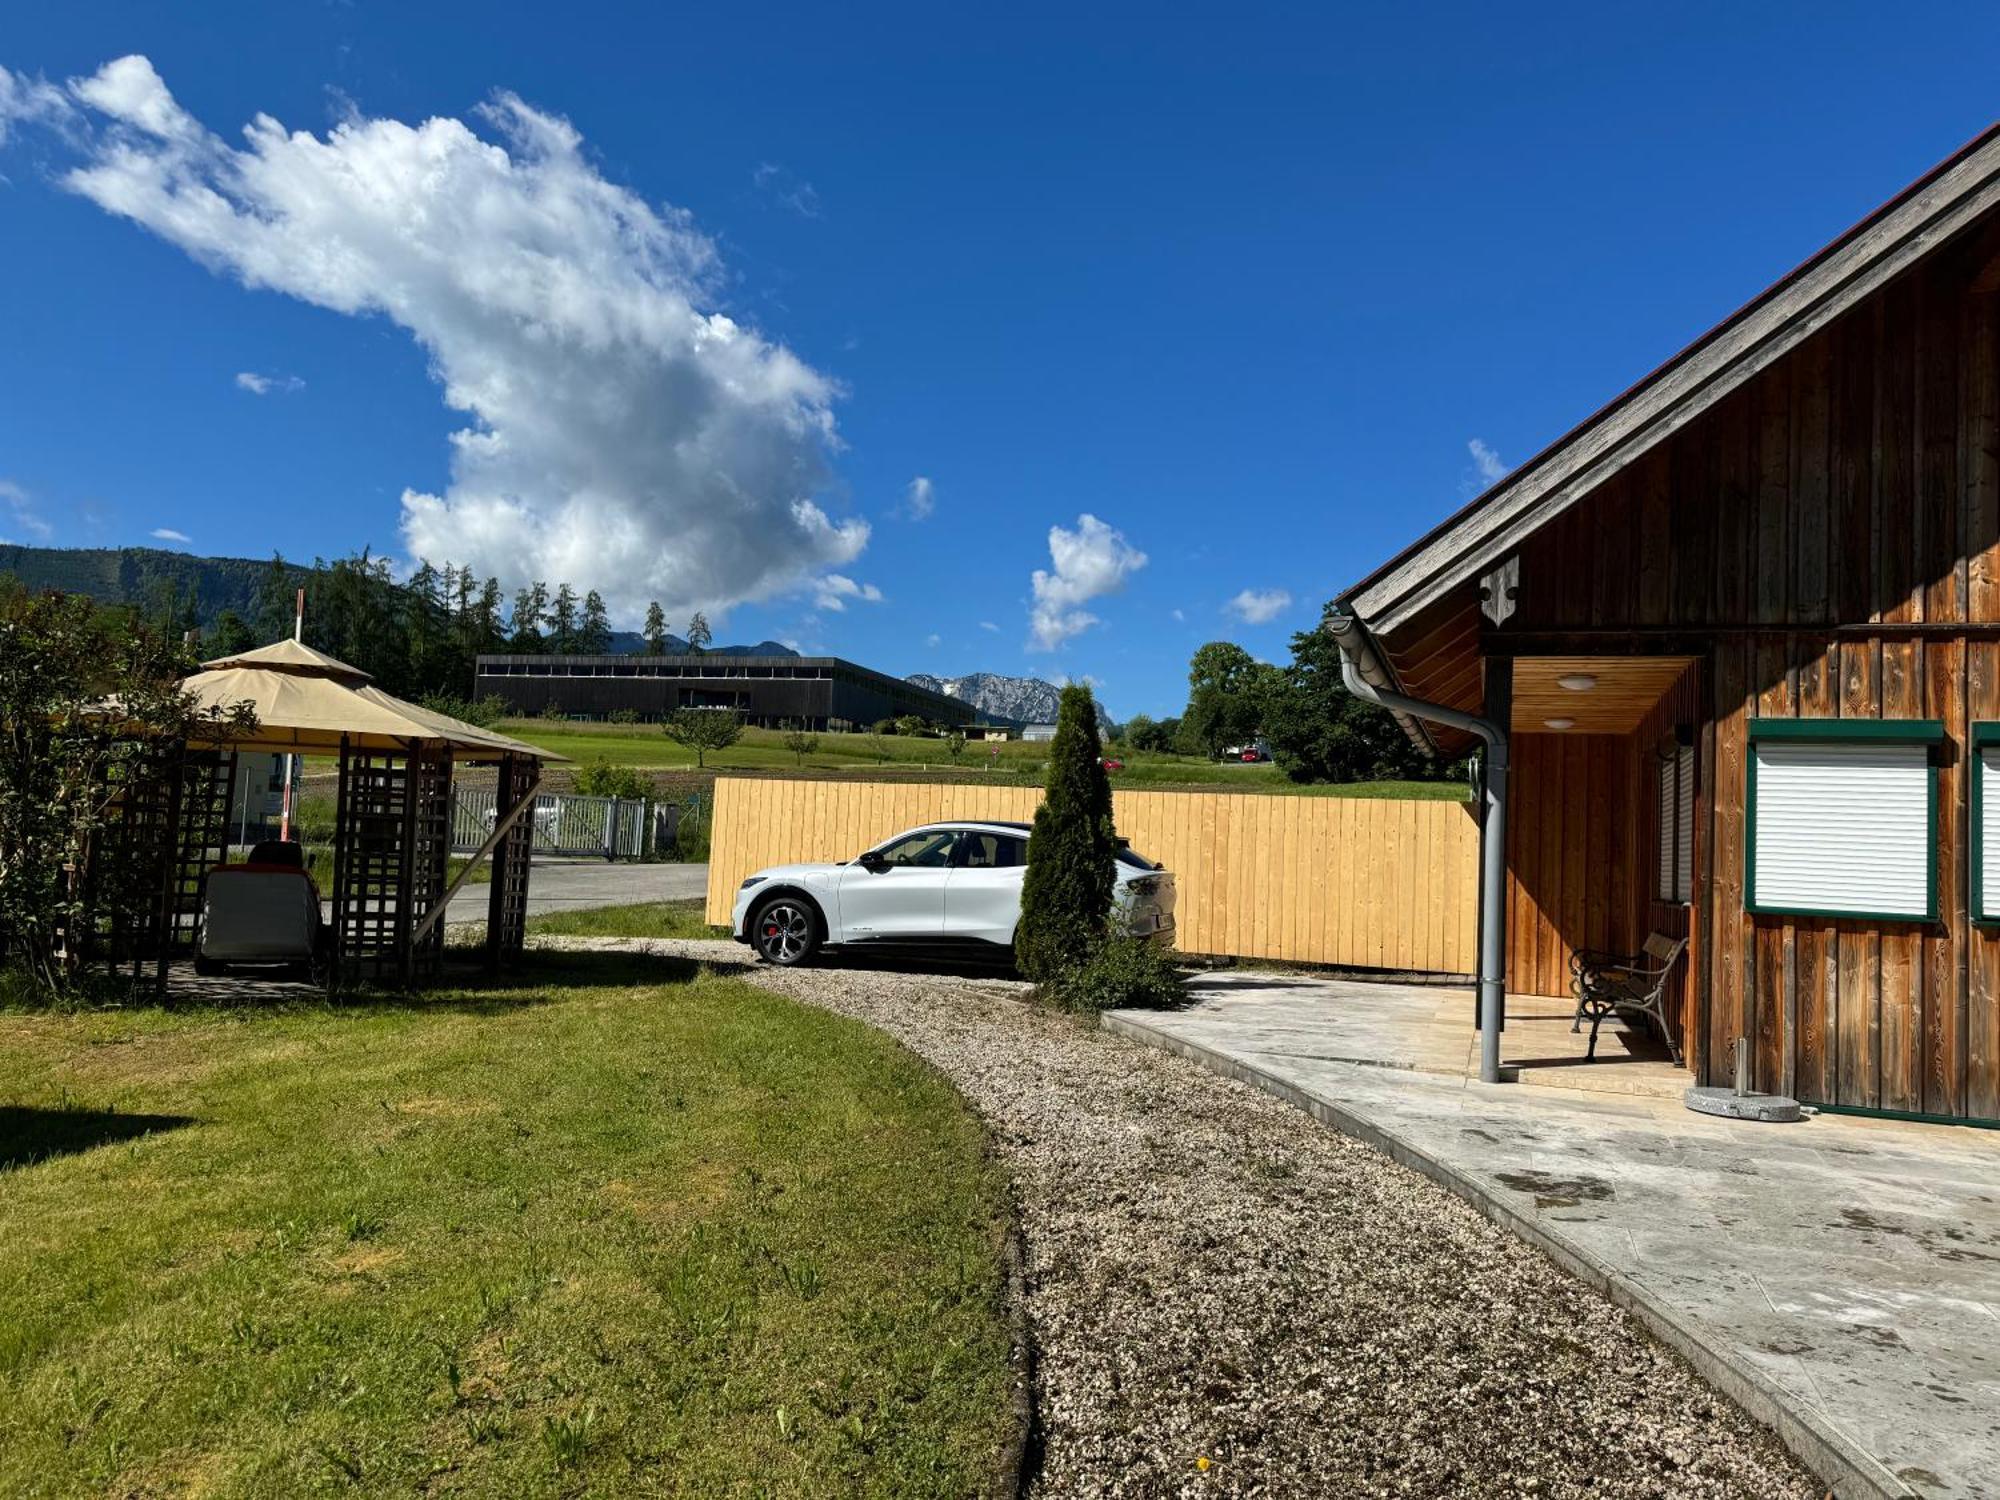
[662,707,742,767]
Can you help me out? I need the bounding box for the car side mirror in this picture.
[857,851,890,872]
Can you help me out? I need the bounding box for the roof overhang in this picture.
[1339,122,2000,638]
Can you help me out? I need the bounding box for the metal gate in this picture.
[450,788,650,859]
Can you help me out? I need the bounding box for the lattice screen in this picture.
[484,752,535,971]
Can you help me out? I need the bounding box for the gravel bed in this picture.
[542,936,1820,1499]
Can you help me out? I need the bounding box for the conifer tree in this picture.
[642,601,667,654]
[549,584,579,653]
[578,590,612,654]
[1014,683,1116,983]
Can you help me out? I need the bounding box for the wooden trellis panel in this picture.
[484,752,535,971]
[163,749,235,955]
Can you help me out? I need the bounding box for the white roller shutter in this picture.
[1750,741,1931,918]
[1674,744,1695,905]
[1656,755,1677,901]
[1982,746,2000,922]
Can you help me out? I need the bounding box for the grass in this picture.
[526,899,727,941]
[493,721,1472,800]
[0,951,1016,1496]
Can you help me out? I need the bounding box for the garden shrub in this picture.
[1014,683,1115,985]
[573,758,650,800]
[1046,935,1186,1013]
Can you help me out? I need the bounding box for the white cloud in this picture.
[0,64,70,146]
[812,572,884,612]
[0,479,52,540]
[978,619,999,632]
[43,55,866,625]
[1170,607,1186,623]
[234,370,303,395]
[150,526,191,542]
[1225,587,1292,625]
[926,632,941,648]
[1028,513,1146,651]
[1468,438,1508,485]
[902,474,934,520]
[752,161,821,218]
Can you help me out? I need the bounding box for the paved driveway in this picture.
[445,859,708,921]
[1109,971,2000,1500]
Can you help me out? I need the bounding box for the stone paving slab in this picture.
[1108,972,2000,1500]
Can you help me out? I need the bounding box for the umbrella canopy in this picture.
[182,639,561,762]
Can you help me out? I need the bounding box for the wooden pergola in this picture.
[112,638,563,990]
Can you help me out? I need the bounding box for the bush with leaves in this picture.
[1014,684,1116,985]
[606,708,641,725]
[418,691,510,729]
[781,721,820,766]
[661,707,743,767]
[1054,935,1186,1013]
[674,805,711,862]
[573,759,651,800]
[944,727,967,763]
[0,590,256,993]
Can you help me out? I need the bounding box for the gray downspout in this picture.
[1326,609,1509,1085]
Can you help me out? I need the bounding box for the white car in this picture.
[729,820,1177,967]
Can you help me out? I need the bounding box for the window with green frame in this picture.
[1972,724,2000,924]
[1745,719,1942,922]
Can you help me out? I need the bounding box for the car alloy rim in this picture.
[760,903,810,961]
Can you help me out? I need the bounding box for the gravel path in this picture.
[545,937,1821,1499]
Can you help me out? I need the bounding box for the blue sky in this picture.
[3,3,1999,717]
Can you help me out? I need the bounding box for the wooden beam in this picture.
[408,770,542,950]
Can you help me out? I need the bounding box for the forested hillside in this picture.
[0,545,303,625]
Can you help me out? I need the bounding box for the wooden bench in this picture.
[1568,933,1686,1066]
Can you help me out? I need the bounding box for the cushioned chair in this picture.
[196,846,323,979]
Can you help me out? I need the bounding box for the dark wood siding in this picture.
[1471,216,2000,1120]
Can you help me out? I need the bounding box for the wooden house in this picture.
[1335,127,2000,1126]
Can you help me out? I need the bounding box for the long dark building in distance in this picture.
[474,654,980,731]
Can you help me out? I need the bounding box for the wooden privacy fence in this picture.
[704,778,1482,974]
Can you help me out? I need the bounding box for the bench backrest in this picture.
[1642,932,1688,968]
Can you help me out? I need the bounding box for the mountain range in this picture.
[906,671,1107,726]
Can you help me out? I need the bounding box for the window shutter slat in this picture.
[1750,742,1929,918]
[1982,748,2000,922]
[1657,755,1677,902]
[1675,744,1695,905]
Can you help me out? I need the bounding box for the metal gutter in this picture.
[1327,608,1508,1085]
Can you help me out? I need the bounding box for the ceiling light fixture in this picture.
[1556,673,1598,691]
[1543,717,1576,730]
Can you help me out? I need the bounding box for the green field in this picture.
[499,721,1470,800]
[0,951,1015,1496]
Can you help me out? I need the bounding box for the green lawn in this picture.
[0,953,1015,1497]
[526,899,727,941]
[496,721,1471,800]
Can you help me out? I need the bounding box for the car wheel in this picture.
[193,956,224,977]
[751,896,819,966]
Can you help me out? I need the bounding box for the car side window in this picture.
[957,833,1026,869]
[874,829,961,868]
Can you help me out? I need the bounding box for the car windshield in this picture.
[1115,845,1158,871]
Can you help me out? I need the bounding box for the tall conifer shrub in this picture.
[1015,684,1116,983]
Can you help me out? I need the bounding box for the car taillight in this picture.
[1128,876,1160,896]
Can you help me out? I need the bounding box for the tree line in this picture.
[147,553,709,705]
[1118,601,1466,786]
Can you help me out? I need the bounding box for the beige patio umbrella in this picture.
[180,638,563,763]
